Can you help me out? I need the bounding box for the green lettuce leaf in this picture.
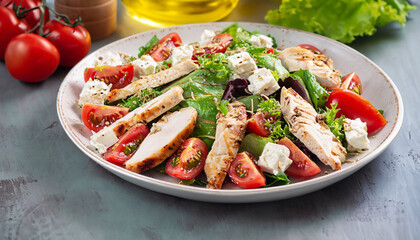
[291,70,329,111]
[265,0,416,43]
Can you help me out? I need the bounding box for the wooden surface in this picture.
[1,0,419,239]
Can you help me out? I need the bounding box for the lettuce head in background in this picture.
[265,0,417,43]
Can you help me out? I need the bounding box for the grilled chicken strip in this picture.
[280,87,346,170]
[204,102,247,189]
[89,86,184,154]
[125,107,197,173]
[277,47,341,89]
[107,60,198,103]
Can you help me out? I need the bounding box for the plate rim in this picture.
[56,22,404,203]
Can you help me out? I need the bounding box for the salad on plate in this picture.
[76,23,387,190]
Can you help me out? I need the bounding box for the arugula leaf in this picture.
[264,173,292,187]
[291,70,329,111]
[259,98,282,119]
[265,0,416,43]
[198,53,232,82]
[138,35,159,58]
[118,88,162,111]
[265,120,295,142]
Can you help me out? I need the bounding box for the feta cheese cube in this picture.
[258,142,293,175]
[343,118,370,152]
[250,34,273,48]
[247,68,280,96]
[227,52,258,78]
[200,29,216,46]
[171,45,194,66]
[78,79,112,108]
[89,127,119,154]
[132,55,157,77]
[94,52,125,67]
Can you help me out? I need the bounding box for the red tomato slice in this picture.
[228,152,266,189]
[193,33,233,59]
[340,72,362,94]
[81,104,129,132]
[148,32,182,62]
[298,44,322,55]
[247,113,270,137]
[326,89,387,134]
[84,65,134,90]
[266,48,274,54]
[104,124,149,165]
[278,137,321,178]
[165,138,208,180]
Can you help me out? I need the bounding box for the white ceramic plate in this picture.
[57,22,403,203]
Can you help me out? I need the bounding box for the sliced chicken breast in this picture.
[89,86,184,154]
[125,107,198,173]
[277,47,341,89]
[204,102,247,189]
[280,87,346,170]
[107,60,198,103]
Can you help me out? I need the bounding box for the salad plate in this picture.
[57,22,403,203]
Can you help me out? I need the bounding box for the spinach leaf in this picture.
[264,173,292,187]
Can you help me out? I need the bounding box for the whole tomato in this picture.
[44,19,91,67]
[5,33,60,83]
[0,6,29,59]
[1,0,50,28]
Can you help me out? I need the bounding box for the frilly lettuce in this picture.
[265,0,416,43]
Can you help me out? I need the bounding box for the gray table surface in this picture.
[1,1,420,239]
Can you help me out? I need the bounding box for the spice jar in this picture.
[54,0,117,40]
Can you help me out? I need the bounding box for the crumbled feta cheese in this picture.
[89,127,119,154]
[227,52,257,78]
[250,34,273,48]
[200,29,216,46]
[343,118,370,152]
[247,68,280,96]
[78,79,112,108]
[94,52,125,67]
[171,45,194,66]
[258,143,293,175]
[131,55,157,77]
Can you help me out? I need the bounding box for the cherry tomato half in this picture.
[0,6,29,59]
[298,44,322,55]
[278,137,321,178]
[44,19,91,67]
[84,65,134,90]
[340,72,362,94]
[193,33,233,59]
[81,104,130,132]
[165,138,208,180]
[104,124,149,165]
[5,33,59,82]
[148,32,182,62]
[228,152,266,189]
[247,113,270,137]
[326,89,387,134]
